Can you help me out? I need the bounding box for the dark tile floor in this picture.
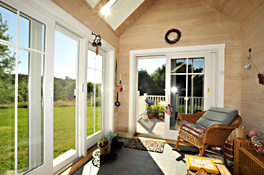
[72,138,233,175]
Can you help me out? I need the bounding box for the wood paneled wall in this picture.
[241,5,264,132]
[117,0,242,132]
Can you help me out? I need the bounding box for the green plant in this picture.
[153,106,159,114]
[157,104,165,113]
[147,107,155,114]
[98,136,109,148]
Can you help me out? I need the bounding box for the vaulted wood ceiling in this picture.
[202,0,264,24]
[53,0,264,37]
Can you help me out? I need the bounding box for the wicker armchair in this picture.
[174,111,242,166]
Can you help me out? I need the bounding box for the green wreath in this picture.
[165,28,181,44]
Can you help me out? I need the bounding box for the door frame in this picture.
[164,51,215,140]
[129,44,225,139]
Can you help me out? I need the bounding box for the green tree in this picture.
[0,13,16,104]
[87,82,93,93]
[151,64,165,95]
[138,69,156,95]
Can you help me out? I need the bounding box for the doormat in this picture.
[124,139,165,153]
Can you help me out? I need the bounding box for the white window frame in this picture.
[1,0,115,174]
[1,0,55,174]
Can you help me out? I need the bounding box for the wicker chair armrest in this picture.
[203,124,237,146]
[178,111,206,124]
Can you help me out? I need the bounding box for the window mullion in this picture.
[14,9,20,175]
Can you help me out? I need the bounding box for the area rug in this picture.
[124,139,165,153]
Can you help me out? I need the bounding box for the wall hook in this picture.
[246,48,264,85]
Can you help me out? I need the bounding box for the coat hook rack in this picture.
[245,48,264,85]
[91,32,102,55]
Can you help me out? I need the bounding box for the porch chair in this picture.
[174,107,242,166]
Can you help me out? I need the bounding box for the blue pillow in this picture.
[196,107,238,128]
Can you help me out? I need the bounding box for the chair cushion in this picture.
[250,136,264,154]
[182,120,206,138]
[248,130,263,139]
[182,126,204,138]
[195,107,238,128]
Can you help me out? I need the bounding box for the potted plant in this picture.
[98,135,111,155]
[157,104,165,119]
[154,106,159,118]
[147,107,155,119]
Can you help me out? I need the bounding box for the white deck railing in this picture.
[146,95,166,107]
[138,92,203,116]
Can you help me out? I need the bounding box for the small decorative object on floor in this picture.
[98,135,111,155]
[195,168,208,175]
[92,149,101,168]
[124,138,165,153]
[186,155,219,174]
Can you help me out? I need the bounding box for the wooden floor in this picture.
[59,147,98,175]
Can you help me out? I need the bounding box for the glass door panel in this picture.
[169,57,205,131]
[87,50,102,137]
[0,45,16,175]
[18,49,44,173]
[53,30,78,161]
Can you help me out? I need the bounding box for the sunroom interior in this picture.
[0,0,263,174]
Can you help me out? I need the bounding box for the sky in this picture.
[1,5,44,76]
[138,58,166,75]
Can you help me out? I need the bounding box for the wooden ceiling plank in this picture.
[222,0,240,16]
[229,0,251,21]
[216,0,228,13]
[237,0,264,23]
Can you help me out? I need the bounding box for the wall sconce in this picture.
[246,48,264,85]
[92,32,102,55]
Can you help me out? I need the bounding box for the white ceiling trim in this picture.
[86,0,100,8]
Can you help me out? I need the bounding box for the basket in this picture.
[98,135,111,155]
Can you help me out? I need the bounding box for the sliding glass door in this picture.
[53,26,80,171]
[85,44,106,149]
[165,52,215,139]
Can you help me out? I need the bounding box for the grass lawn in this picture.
[0,106,101,174]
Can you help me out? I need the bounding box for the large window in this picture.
[0,2,45,174]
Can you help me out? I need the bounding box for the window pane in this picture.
[171,59,186,73]
[170,75,186,130]
[54,31,77,159]
[19,12,45,52]
[187,74,204,114]
[188,58,204,73]
[0,3,17,43]
[96,54,102,71]
[17,49,44,173]
[87,50,102,137]
[0,45,15,175]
